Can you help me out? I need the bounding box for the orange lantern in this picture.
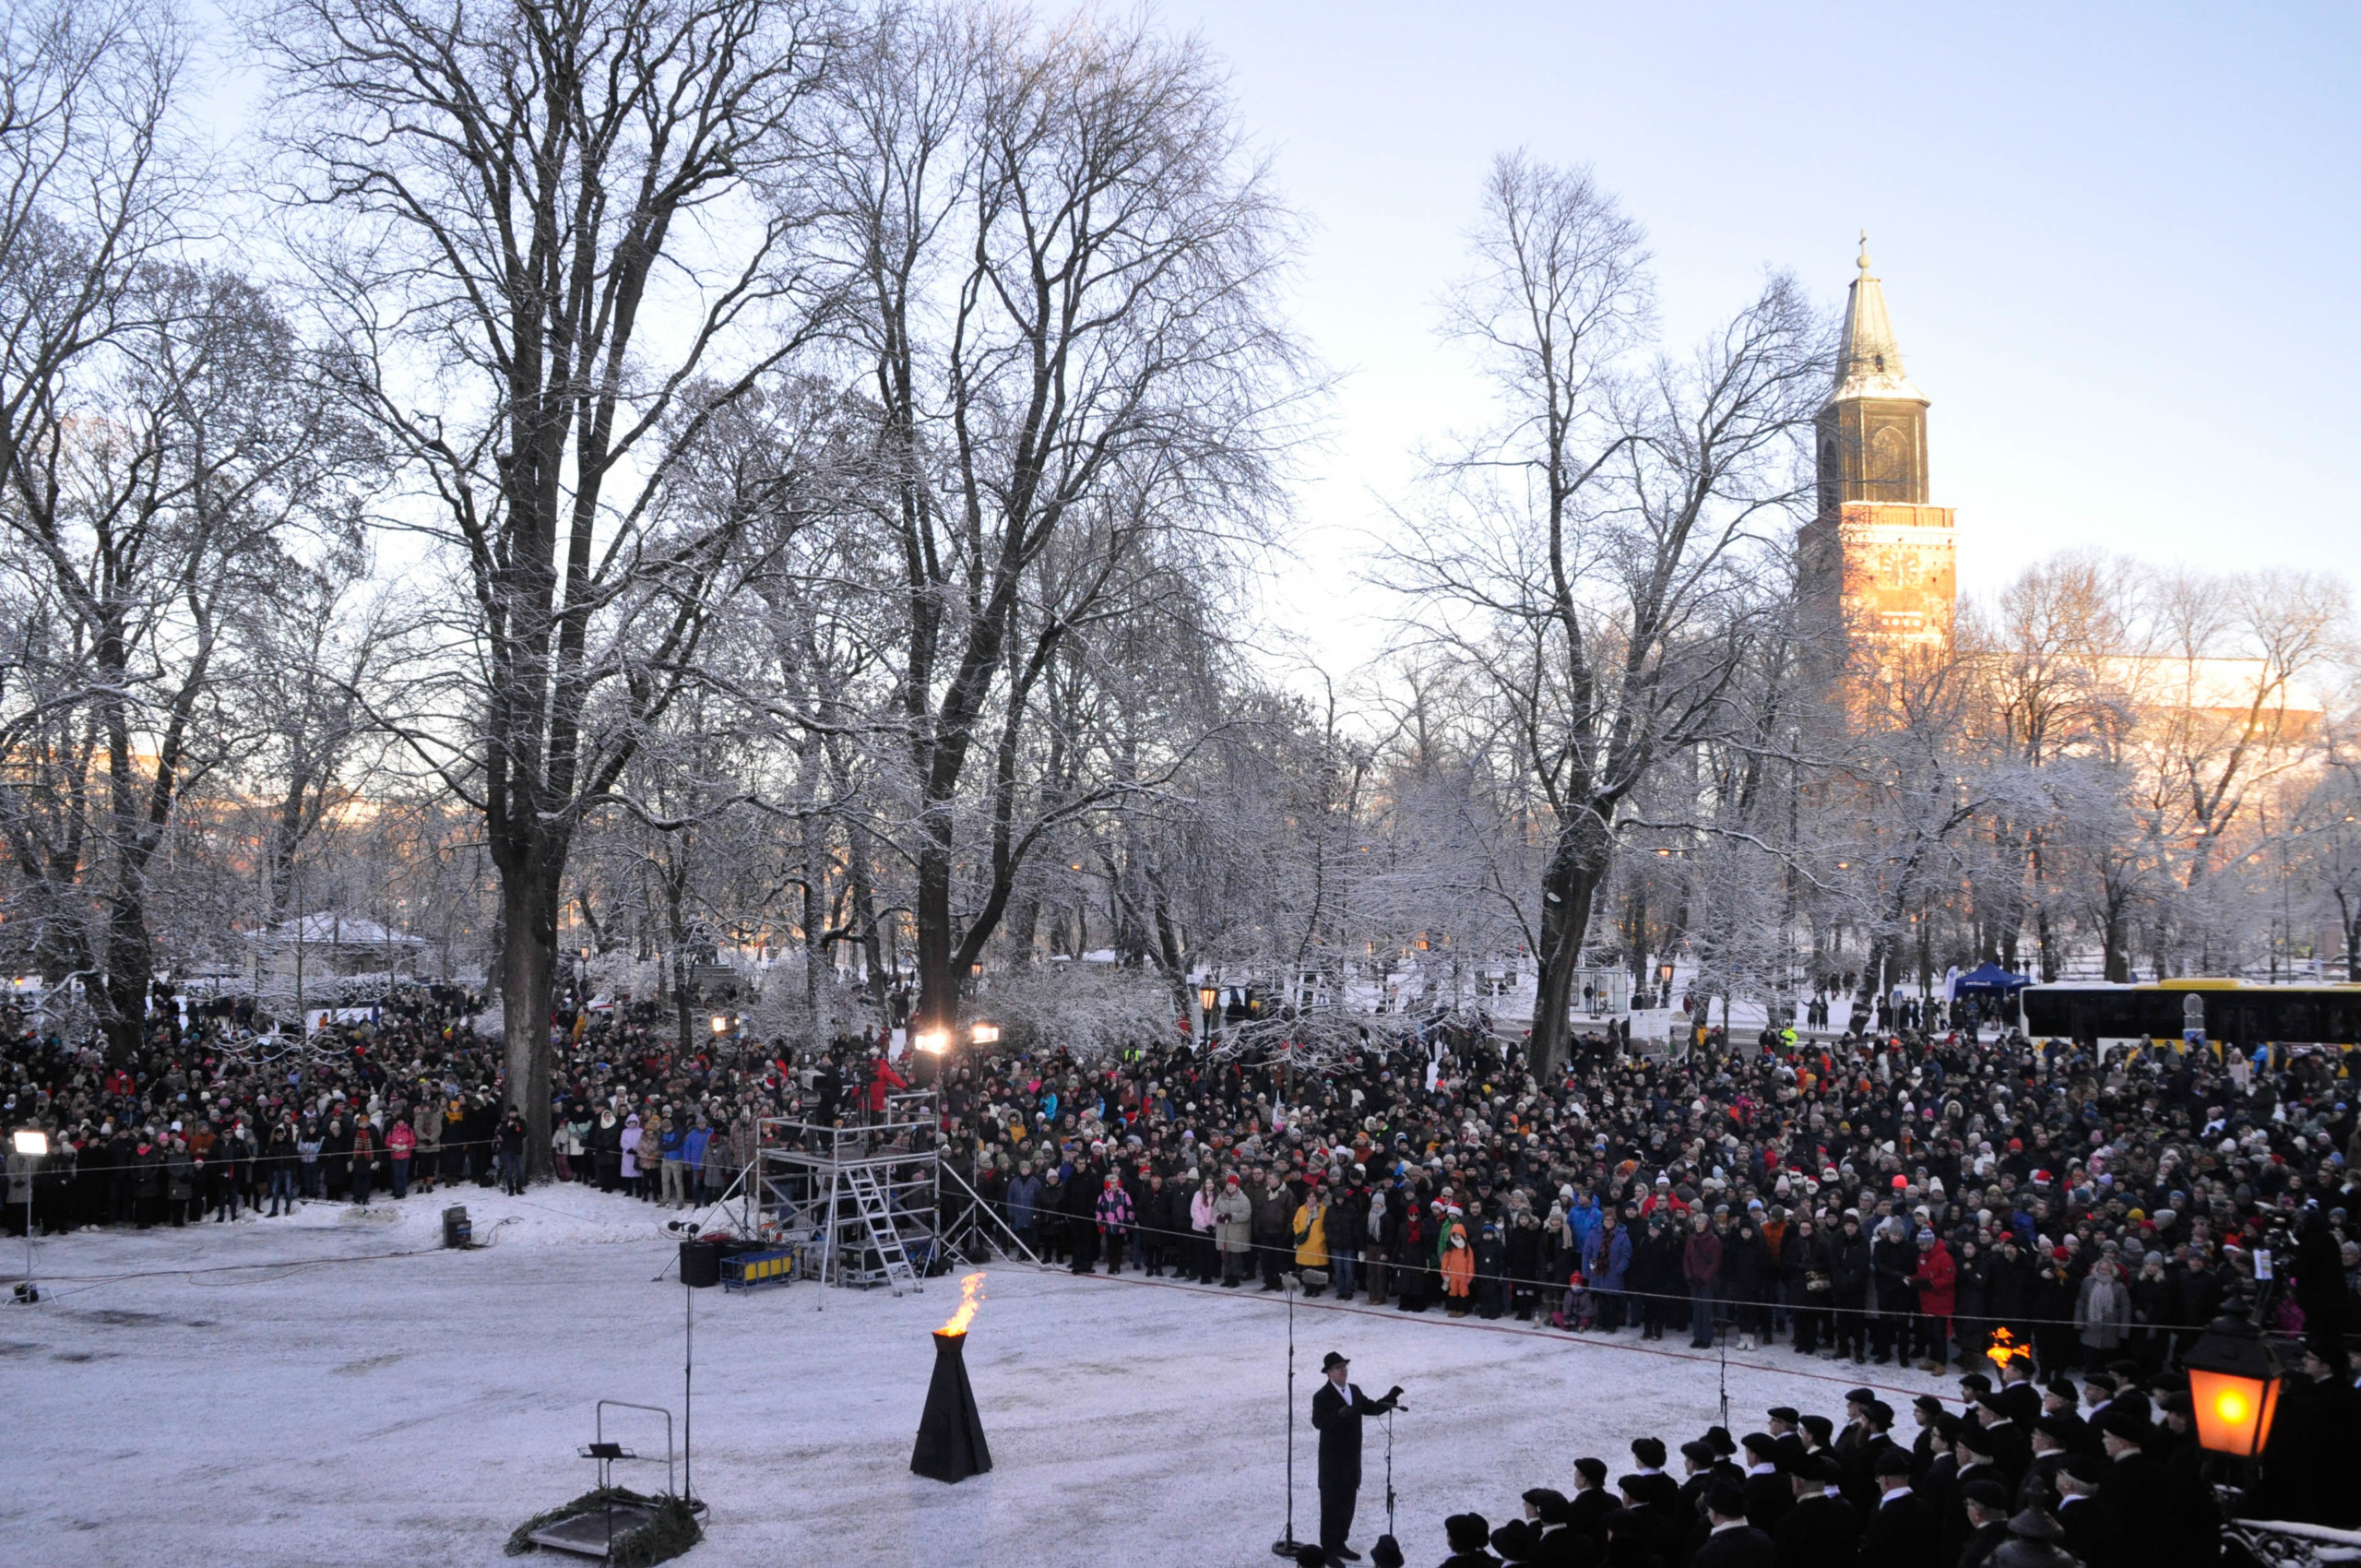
[2185,1311,2284,1458]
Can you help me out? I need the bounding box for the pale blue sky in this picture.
[195,3,2358,677]
[1164,1,2361,673]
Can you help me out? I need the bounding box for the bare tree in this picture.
[1,252,372,1052]
[814,4,1303,1039]
[1383,152,1823,1073]
[260,0,836,1170]
[0,0,190,1040]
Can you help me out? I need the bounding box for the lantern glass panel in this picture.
[2189,1366,2276,1456]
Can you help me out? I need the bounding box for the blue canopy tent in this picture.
[1952,962,2033,998]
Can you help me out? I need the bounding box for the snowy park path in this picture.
[7,1189,1963,1567]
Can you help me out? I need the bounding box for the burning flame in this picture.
[1986,1328,2025,1372]
[939,1271,988,1336]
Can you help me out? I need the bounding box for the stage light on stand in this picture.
[968,1022,999,1047]
[11,1128,44,1303]
[914,1028,950,1054]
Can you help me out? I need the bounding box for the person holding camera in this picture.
[1311,1349,1401,1562]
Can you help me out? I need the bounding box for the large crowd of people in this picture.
[940,1023,2356,1389]
[6,984,2359,1561]
[0,988,783,1235]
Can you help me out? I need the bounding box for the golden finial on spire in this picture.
[1857,230,1872,275]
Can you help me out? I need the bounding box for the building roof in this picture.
[251,913,425,948]
[1825,233,1927,410]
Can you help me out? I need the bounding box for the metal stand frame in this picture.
[936,1159,1042,1267]
[680,1088,1040,1292]
[753,1091,941,1293]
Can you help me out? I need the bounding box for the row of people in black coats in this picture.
[1380,1352,2275,1568]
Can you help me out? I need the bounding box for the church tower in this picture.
[1801,237,1955,660]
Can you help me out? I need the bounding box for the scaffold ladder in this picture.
[842,1166,919,1295]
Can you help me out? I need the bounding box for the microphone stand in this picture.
[1717,1322,1730,1434]
[1273,1270,1301,1559]
[1384,1405,1397,1540]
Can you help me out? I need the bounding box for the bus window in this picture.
[2275,997,2322,1044]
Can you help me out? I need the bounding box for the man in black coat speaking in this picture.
[1311,1350,1401,1562]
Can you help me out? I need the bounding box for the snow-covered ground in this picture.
[7,1188,1964,1567]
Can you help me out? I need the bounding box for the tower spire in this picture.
[1827,231,1924,409]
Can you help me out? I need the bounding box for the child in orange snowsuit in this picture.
[1439,1218,1475,1315]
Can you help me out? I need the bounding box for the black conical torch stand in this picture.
[911,1330,992,1483]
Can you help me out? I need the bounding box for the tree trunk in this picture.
[498,865,558,1179]
[1529,811,1611,1075]
[2102,920,2130,983]
[842,814,888,1022]
[801,819,831,1050]
[914,811,956,1034]
[100,887,152,1062]
[661,857,694,1060]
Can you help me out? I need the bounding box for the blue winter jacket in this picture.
[1583,1224,1632,1291]
[1006,1172,1043,1229]
[1567,1195,1603,1253]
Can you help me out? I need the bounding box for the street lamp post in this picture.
[1198,983,1219,1050]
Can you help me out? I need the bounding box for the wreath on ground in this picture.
[504,1487,703,1566]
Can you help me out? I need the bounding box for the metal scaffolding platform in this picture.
[686,1088,1037,1292]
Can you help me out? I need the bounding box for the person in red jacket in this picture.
[865,1051,908,1118]
[1911,1229,1957,1372]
